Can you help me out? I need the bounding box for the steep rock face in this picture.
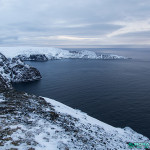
[0,53,8,65]
[0,53,11,82]
[30,54,48,61]
[0,53,42,83]
[11,65,41,82]
[0,75,12,91]
[17,54,49,62]
[0,54,12,90]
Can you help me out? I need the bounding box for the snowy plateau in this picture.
[0,47,149,150]
[0,47,128,60]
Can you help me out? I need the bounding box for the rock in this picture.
[0,53,8,64]
[0,53,11,76]
[29,54,48,61]
[17,54,48,62]
[11,65,42,82]
[0,75,12,92]
[0,53,42,84]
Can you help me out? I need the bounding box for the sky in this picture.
[0,0,150,47]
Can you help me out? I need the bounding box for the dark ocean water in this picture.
[13,48,150,138]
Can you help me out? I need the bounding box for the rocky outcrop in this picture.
[0,75,12,92]
[0,53,11,82]
[17,54,49,62]
[11,65,41,82]
[0,53,42,83]
[30,54,48,61]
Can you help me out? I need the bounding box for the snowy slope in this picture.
[0,47,128,60]
[0,90,149,150]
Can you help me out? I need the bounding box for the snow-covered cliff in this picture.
[0,47,128,60]
[0,53,41,83]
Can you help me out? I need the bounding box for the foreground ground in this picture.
[0,89,149,150]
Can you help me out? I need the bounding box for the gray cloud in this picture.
[0,0,150,46]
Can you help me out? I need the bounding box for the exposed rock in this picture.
[29,54,48,61]
[0,75,12,92]
[0,53,42,83]
[11,65,41,82]
[17,54,48,62]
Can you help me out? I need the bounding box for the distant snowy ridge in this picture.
[0,47,128,60]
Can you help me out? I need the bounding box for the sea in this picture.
[13,48,150,138]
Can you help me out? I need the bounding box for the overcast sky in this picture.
[0,0,150,47]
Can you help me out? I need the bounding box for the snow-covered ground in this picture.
[0,47,128,59]
[0,92,149,150]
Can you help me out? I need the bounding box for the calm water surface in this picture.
[13,48,150,138]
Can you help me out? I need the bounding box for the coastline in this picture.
[0,48,149,149]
